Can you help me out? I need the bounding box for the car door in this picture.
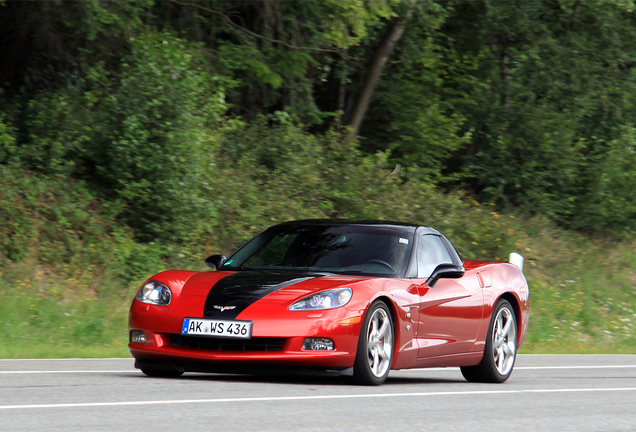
[412,234,484,359]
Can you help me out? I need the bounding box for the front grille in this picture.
[170,334,285,352]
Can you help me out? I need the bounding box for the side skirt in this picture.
[397,352,483,370]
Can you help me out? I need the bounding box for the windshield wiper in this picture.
[220,264,255,271]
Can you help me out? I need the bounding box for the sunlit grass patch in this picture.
[0,265,135,358]
[518,222,636,354]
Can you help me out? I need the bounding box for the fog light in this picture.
[130,330,146,343]
[303,338,334,350]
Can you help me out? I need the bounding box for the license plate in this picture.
[181,318,252,339]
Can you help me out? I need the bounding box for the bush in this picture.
[21,31,231,242]
[0,166,145,282]
[576,127,636,234]
[199,116,519,260]
[0,114,17,163]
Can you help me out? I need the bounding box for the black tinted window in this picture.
[224,224,415,278]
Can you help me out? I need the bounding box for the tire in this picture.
[351,300,394,385]
[141,366,184,378]
[460,299,517,383]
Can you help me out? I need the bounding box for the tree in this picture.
[438,0,636,226]
[347,16,409,136]
[22,32,229,242]
[356,0,471,179]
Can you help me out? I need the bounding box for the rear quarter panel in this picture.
[464,260,529,353]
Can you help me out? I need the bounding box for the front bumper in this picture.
[129,332,356,368]
[128,300,364,369]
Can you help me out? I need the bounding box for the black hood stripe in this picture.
[203,271,321,319]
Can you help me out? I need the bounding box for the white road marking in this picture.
[0,370,128,374]
[516,365,636,370]
[0,358,131,361]
[401,365,636,372]
[1,387,635,410]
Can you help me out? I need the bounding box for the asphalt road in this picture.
[1,354,635,431]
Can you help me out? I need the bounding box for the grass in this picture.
[518,222,636,354]
[1,214,635,358]
[0,265,134,359]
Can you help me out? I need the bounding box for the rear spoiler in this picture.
[509,252,524,271]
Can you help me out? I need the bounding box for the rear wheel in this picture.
[461,299,517,383]
[351,301,394,385]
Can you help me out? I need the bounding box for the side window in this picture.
[417,235,454,278]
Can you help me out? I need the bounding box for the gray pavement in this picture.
[0,355,635,431]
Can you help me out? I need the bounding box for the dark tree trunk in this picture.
[337,62,347,128]
[347,19,407,137]
[572,0,582,30]
[500,39,510,108]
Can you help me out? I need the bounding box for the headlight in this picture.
[136,280,172,305]
[289,288,352,311]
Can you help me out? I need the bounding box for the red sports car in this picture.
[129,220,529,385]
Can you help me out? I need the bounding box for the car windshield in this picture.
[221,224,415,278]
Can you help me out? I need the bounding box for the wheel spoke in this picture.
[497,346,505,371]
[372,349,380,374]
[503,341,514,357]
[493,334,502,350]
[503,343,509,357]
[500,315,512,338]
[370,316,379,337]
[379,344,391,361]
[496,315,503,335]
[377,319,390,339]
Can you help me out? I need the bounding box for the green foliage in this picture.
[361,1,475,179]
[577,127,636,233]
[0,0,152,96]
[0,164,176,358]
[0,273,131,358]
[201,116,518,259]
[519,220,636,353]
[0,114,17,163]
[218,43,283,89]
[77,0,152,41]
[440,0,636,229]
[320,0,397,49]
[4,115,636,356]
[0,166,135,275]
[21,31,230,242]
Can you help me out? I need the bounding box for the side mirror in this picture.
[205,255,227,270]
[427,263,465,287]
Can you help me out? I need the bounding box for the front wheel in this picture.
[461,299,517,383]
[351,300,394,385]
[140,364,184,378]
[141,369,184,378]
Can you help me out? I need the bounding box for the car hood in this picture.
[180,270,371,319]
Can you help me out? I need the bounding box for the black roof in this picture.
[270,219,443,236]
[274,219,417,228]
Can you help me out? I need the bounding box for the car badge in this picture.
[213,305,236,312]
